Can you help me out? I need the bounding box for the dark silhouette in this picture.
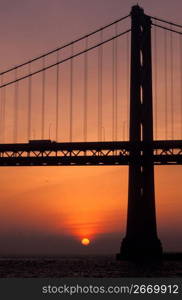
[0,5,181,263]
[117,5,162,260]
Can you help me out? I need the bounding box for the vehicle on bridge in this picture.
[28,140,56,145]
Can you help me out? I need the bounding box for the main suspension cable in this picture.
[152,23,182,35]
[0,29,131,88]
[0,15,130,76]
[150,15,182,29]
[0,30,130,90]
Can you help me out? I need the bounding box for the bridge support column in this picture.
[117,5,162,260]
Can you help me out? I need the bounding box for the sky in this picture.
[0,0,181,255]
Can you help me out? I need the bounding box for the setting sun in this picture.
[81,238,90,246]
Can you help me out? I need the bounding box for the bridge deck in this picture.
[0,140,181,166]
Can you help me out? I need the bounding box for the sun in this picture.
[81,238,90,246]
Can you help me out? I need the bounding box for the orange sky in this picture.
[0,0,181,255]
[0,164,181,254]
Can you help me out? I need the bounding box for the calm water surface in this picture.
[0,255,182,277]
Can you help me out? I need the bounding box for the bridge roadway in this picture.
[0,140,181,166]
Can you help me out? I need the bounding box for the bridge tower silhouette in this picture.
[117,6,163,260]
[0,4,181,259]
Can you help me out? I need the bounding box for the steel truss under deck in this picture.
[0,140,181,166]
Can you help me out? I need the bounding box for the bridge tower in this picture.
[117,5,163,259]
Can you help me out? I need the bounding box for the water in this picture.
[0,255,182,277]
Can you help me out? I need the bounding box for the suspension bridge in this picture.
[0,5,181,259]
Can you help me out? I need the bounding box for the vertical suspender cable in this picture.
[84,37,88,142]
[126,31,129,141]
[28,63,32,141]
[56,51,59,141]
[112,23,118,141]
[115,24,118,142]
[180,35,182,139]
[41,57,45,139]
[164,29,168,140]
[0,76,5,142]
[154,23,158,139]
[70,43,73,142]
[14,68,18,142]
[112,30,115,141]
[170,27,174,140]
[98,30,103,141]
[0,76,3,142]
[2,85,6,143]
